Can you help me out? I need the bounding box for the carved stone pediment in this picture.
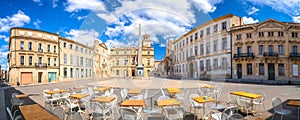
[257,19,285,29]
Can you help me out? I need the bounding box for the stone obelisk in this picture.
[136,24,144,77]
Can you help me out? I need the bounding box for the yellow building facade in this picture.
[110,34,154,77]
[231,19,300,81]
[93,40,111,78]
[9,28,60,85]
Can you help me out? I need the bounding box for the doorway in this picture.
[132,70,135,77]
[237,64,242,79]
[268,63,275,80]
[38,72,42,83]
[189,63,194,78]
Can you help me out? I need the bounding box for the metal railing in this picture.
[233,53,254,58]
[35,63,47,67]
[263,52,278,57]
[290,53,300,58]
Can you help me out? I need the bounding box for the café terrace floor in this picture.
[12,77,300,120]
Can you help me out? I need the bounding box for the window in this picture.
[69,44,73,49]
[38,57,43,64]
[81,69,84,78]
[28,56,32,65]
[80,57,83,66]
[268,45,274,53]
[259,45,264,55]
[200,44,204,55]
[259,63,264,75]
[278,31,284,37]
[124,60,128,65]
[38,43,42,50]
[64,67,67,78]
[186,50,188,58]
[190,48,193,56]
[63,42,66,48]
[195,46,198,55]
[247,46,252,53]
[214,24,218,32]
[85,49,87,54]
[237,47,241,54]
[20,41,24,50]
[213,58,218,69]
[86,69,88,78]
[206,27,210,35]
[54,46,56,53]
[206,60,211,71]
[81,48,83,52]
[116,70,119,75]
[278,64,284,76]
[259,32,264,37]
[48,58,50,66]
[76,56,79,66]
[20,56,24,65]
[292,46,298,53]
[47,45,50,52]
[292,32,298,37]
[247,63,252,75]
[200,61,204,70]
[75,46,78,51]
[236,34,242,40]
[147,60,150,66]
[28,42,32,50]
[222,22,227,30]
[221,58,227,69]
[206,42,210,54]
[268,32,274,37]
[116,60,119,66]
[200,30,203,37]
[70,68,73,78]
[54,58,56,66]
[116,51,119,55]
[214,40,218,51]
[278,45,284,55]
[246,33,252,38]
[64,54,67,64]
[186,38,188,44]
[147,51,150,55]
[195,32,198,40]
[222,38,227,50]
[70,55,73,65]
[124,51,127,54]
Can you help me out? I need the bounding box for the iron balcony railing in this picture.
[263,52,278,57]
[233,53,254,58]
[290,53,300,58]
[35,63,47,67]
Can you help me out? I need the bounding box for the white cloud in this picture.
[159,44,166,47]
[0,10,30,32]
[0,35,9,42]
[65,0,106,12]
[191,0,223,13]
[52,0,59,8]
[292,16,300,23]
[65,29,100,46]
[33,19,42,28]
[77,16,87,20]
[0,45,8,69]
[242,16,259,24]
[247,6,259,15]
[247,0,300,16]
[33,0,43,6]
[105,39,126,48]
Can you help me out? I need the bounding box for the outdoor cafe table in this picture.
[69,94,89,113]
[166,88,180,98]
[19,104,59,120]
[192,96,216,119]
[16,94,28,99]
[287,100,300,120]
[230,91,262,113]
[94,87,111,92]
[120,100,144,108]
[92,96,116,119]
[157,98,180,107]
[44,89,69,95]
[128,88,142,95]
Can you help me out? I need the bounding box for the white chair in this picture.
[236,97,251,119]
[90,102,113,119]
[226,94,237,107]
[175,88,188,102]
[253,92,266,115]
[228,113,244,120]
[53,106,65,120]
[164,107,183,120]
[221,106,239,120]
[43,89,52,104]
[10,93,24,112]
[119,107,143,120]
[129,95,144,100]
[64,98,79,113]
[271,97,292,120]
[6,107,23,120]
[189,94,203,115]
[66,113,83,120]
[157,95,170,101]
[121,88,128,101]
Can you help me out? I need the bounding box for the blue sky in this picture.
[1,0,300,70]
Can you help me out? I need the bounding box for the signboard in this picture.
[293,64,299,76]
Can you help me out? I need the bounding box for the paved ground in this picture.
[7,77,300,120]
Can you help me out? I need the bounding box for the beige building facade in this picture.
[110,34,154,77]
[231,19,300,81]
[163,40,174,77]
[173,14,243,79]
[8,28,94,86]
[93,40,111,78]
[9,28,60,85]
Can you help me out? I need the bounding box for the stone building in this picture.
[231,19,300,80]
[163,40,175,78]
[93,40,111,78]
[173,14,243,79]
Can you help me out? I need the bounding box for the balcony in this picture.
[290,53,300,58]
[187,56,196,60]
[38,49,43,53]
[35,63,47,67]
[234,53,255,58]
[263,52,278,57]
